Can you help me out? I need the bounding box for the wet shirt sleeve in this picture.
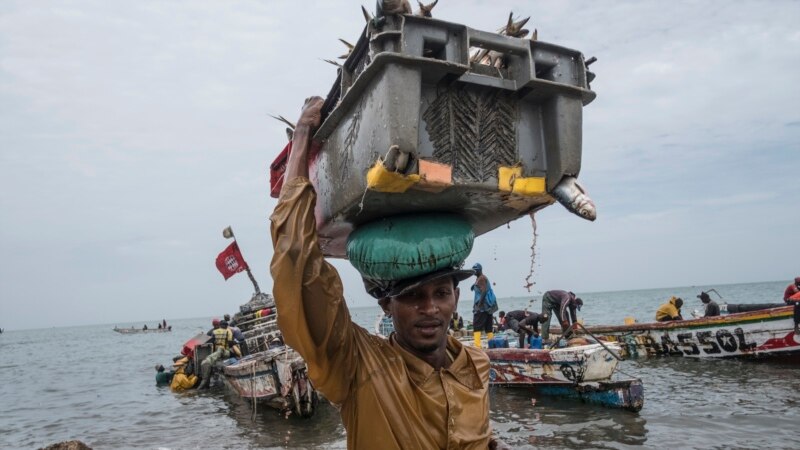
[270,177,356,404]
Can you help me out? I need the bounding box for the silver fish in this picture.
[378,0,412,16]
[338,38,355,60]
[268,114,296,141]
[551,176,597,221]
[502,12,530,38]
[361,5,373,23]
[470,12,531,68]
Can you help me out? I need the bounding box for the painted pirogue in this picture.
[576,305,798,361]
[219,293,319,418]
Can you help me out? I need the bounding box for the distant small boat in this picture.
[113,326,171,334]
[578,305,798,361]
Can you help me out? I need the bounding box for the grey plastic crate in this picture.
[312,15,596,258]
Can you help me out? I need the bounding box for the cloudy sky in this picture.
[1,0,798,330]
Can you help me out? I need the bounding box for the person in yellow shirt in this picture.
[656,297,684,322]
[270,97,503,450]
[170,356,198,392]
[197,318,234,389]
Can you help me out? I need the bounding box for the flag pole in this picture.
[223,226,261,294]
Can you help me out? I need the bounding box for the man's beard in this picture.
[414,339,443,354]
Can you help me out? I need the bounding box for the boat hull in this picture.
[221,345,318,417]
[535,378,644,412]
[485,343,621,385]
[485,344,641,411]
[582,306,799,360]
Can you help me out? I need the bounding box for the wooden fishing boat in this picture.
[222,346,317,417]
[184,228,320,417]
[485,343,643,412]
[373,314,641,410]
[485,342,622,384]
[113,326,171,334]
[535,379,644,412]
[218,293,319,418]
[577,305,798,360]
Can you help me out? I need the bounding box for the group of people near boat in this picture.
[155,314,249,392]
[445,265,585,350]
[135,319,171,331]
[654,279,799,324]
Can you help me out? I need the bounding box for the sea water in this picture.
[1,280,798,449]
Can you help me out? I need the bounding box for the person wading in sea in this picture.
[270,96,505,450]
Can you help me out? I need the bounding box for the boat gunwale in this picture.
[583,305,793,334]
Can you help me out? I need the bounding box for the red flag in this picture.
[215,242,248,280]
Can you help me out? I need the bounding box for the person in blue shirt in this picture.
[471,263,496,348]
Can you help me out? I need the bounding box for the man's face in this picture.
[382,277,459,355]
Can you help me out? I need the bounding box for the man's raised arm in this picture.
[269,96,356,404]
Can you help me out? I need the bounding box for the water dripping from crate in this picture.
[523,212,538,293]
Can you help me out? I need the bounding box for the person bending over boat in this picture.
[540,290,583,340]
[783,277,800,333]
[500,310,540,347]
[655,297,683,322]
[698,292,720,317]
[197,318,234,389]
[271,97,502,450]
[516,312,549,348]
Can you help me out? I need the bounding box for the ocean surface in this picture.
[2,280,798,449]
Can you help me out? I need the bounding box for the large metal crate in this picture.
[312,15,596,257]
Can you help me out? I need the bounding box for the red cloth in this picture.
[269,142,291,198]
[215,242,248,280]
[784,282,800,302]
[788,291,800,303]
[269,140,323,198]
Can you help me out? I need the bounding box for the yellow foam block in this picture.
[366,160,420,193]
[498,166,546,196]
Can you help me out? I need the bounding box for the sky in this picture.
[1,0,798,331]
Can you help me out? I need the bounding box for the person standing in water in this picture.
[471,263,497,348]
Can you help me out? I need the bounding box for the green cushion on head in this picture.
[347,213,474,283]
